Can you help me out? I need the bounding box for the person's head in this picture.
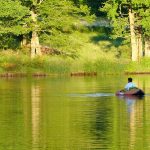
[128,77,132,83]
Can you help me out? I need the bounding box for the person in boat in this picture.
[117,78,144,96]
[124,77,136,91]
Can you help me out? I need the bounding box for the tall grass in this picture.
[0,31,131,75]
[71,58,128,74]
[0,51,71,74]
[70,37,129,74]
[0,50,128,74]
[125,57,150,73]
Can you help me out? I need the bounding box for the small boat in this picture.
[116,88,145,96]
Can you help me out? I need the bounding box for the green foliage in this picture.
[0,34,20,49]
[71,0,107,16]
[0,29,131,74]
[0,0,94,52]
[102,0,150,37]
[40,32,80,54]
[0,0,30,35]
[138,7,150,36]
[0,0,133,75]
[38,0,94,34]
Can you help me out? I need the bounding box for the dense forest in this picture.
[0,0,150,74]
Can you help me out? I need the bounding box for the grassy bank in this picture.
[0,51,71,74]
[0,31,132,75]
[125,58,150,73]
[0,50,129,75]
[1,52,149,75]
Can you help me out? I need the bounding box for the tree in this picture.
[71,0,107,16]
[0,0,93,58]
[0,1,30,35]
[102,0,150,61]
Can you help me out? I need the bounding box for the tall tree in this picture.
[102,0,150,61]
[0,0,92,58]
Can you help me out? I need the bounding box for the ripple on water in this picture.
[68,93,115,98]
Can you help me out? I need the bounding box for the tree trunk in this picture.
[31,31,41,58]
[129,8,138,61]
[21,35,27,47]
[31,10,41,58]
[145,37,150,57]
[137,33,143,60]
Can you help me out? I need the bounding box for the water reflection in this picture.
[31,84,41,150]
[88,97,113,149]
[117,95,145,150]
[0,76,150,150]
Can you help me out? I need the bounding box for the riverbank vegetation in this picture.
[0,31,129,75]
[0,0,150,75]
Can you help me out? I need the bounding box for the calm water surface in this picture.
[0,75,150,150]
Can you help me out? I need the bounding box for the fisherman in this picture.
[125,77,136,91]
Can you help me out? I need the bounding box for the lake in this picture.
[0,75,150,150]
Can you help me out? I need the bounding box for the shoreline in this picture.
[0,71,150,78]
[0,72,97,78]
[125,72,150,75]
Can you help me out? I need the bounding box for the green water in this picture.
[0,75,150,150]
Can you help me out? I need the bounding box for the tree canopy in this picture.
[0,0,30,35]
[0,0,150,61]
[0,0,93,56]
[102,0,150,37]
[102,0,150,60]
